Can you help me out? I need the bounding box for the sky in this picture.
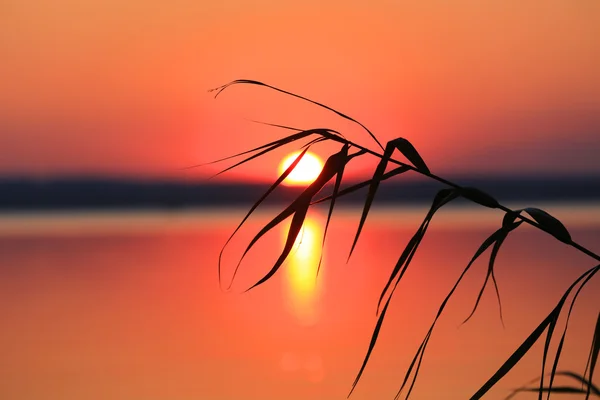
[1,0,600,181]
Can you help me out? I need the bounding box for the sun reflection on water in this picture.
[282,214,323,326]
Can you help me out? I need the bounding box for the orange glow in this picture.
[282,216,322,326]
[279,152,323,186]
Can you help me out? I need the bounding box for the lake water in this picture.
[1,204,599,400]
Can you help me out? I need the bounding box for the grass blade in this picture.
[460,187,500,209]
[462,233,507,326]
[237,144,353,291]
[311,165,411,206]
[349,190,460,397]
[471,310,556,399]
[585,312,600,399]
[505,371,600,399]
[210,79,384,150]
[524,207,572,243]
[395,225,513,399]
[348,141,396,261]
[376,189,459,314]
[462,220,522,326]
[390,137,430,174]
[316,144,350,279]
[470,264,600,399]
[348,296,392,397]
[206,128,335,179]
[246,200,310,291]
[183,128,325,171]
[218,145,314,289]
[548,270,600,399]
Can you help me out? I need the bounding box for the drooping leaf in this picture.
[471,264,600,399]
[317,144,350,278]
[376,232,422,315]
[227,200,299,289]
[248,119,345,140]
[524,207,571,243]
[347,295,392,397]
[350,189,459,397]
[540,311,562,400]
[348,141,396,261]
[311,165,411,206]
[376,188,459,314]
[460,187,500,209]
[246,200,310,291]
[210,79,384,150]
[462,218,522,326]
[462,232,507,326]
[511,386,591,395]
[548,270,600,399]
[396,330,432,400]
[395,222,518,399]
[206,128,340,179]
[218,145,314,289]
[585,311,600,399]
[504,371,600,400]
[390,137,430,174]
[235,144,354,291]
[184,127,331,171]
[471,309,556,399]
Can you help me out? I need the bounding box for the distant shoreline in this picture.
[1,175,599,210]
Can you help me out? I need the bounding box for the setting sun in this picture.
[279,151,323,186]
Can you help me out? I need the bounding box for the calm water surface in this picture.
[0,204,599,400]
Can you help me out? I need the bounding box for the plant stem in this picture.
[326,135,600,264]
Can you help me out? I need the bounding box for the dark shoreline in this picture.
[1,175,599,210]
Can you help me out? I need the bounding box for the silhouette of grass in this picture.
[203,79,600,399]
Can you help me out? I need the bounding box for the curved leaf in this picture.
[317,144,350,278]
[504,371,600,400]
[460,187,499,209]
[524,207,571,243]
[390,137,430,174]
[585,311,600,399]
[462,218,522,326]
[348,141,397,261]
[210,79,384,150]
[347,295,392,397]
[246,200,309,291]
[471,264,600,399]
[218,145,314,289]
[230,144,350,290]
[311,165,410,206]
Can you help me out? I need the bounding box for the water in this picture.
[0,204,599,400]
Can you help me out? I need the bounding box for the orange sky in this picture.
[1,1,599,181]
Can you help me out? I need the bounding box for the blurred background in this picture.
[1,1,599,399]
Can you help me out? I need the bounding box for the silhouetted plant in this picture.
[202,80,600,399]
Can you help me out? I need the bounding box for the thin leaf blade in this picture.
[391,137,430,174]
[525,207,571,243]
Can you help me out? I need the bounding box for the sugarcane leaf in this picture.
[524,207,571,243]
[376,189,459,314]
[348,294,392,397]
[245,201,310,291]
[548,270,600,399]
[348,141,396,261]
[210,79,384,150]
[462,219,522,326]
[585,311,600,399]
[390,137,430,174]
[471,264,600,399]
[317,144,350,279]
[460,187,499,209]
[218,145,314,289]
[311,165,410,206]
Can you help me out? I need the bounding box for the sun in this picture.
[279,151,323,186]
